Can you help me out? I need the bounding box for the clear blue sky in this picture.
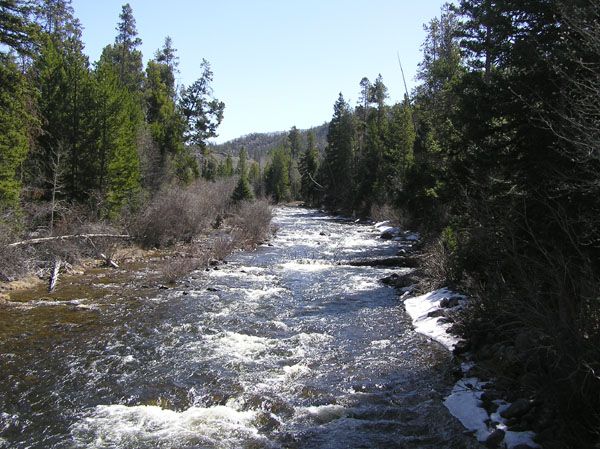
[71,0,447,143]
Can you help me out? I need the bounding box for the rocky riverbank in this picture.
[374,222,543,449]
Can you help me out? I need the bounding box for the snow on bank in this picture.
[403,288,539,449]
[403,288,464,351]
[374,221,420,242]
[443,377,540,448]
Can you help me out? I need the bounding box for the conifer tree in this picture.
[236,147,248,176]
[223,154,234,177]
[144,57,185,186]
[113,3,143,92]
[320,93,355,211]
[33,22,96,202]
[265,147,291,203]
[287,126,301,159]
[93,56,141,216]
[299,131,320,205]
[0,54,29,211]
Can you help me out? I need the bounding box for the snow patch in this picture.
[443,378,490,441]
[403,288,462,351]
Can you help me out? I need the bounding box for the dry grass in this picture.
[228,199,273,248]
[130,179,235,248]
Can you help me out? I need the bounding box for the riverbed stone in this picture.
[427,309,446,318]
[380,230,395,239]
[440,296,461,308]
[484,428,505,448]
[380,273,414,288]
[501,398,532,419]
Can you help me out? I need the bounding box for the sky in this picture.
[71,0,447,143]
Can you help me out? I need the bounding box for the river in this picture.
[0,207,478,448]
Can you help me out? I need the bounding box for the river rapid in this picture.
[0,207,478,449]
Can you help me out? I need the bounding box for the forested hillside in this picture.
[1,0,600,446]
[209,123,328,162]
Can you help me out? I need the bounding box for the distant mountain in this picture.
[209,123,329,162]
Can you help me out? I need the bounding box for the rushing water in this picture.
[0,207,478,449]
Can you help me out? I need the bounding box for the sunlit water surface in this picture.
[0,207,478,448]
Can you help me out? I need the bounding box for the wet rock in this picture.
[319,231,329,236]
[480,390,502,403]
[380,230,395,239]
[158,284,169,289]
[484,428,505,448]
[501,398,531,419]
[513,445,538,449]
[380,273,415,288]
[453,340,470,355]
[345,256,418,268]
[440,296,461,308]
[427,309,446,318]
[438,316,454,324]
[208,259,219,266]
[206,287,219,292]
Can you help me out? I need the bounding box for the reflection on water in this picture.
[0,207,477,449]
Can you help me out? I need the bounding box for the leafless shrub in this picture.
[130,179,235,248]
[228,199,273,248]
[0,219,29,281]
[210,234,237,261]
[160,256,202,284]
[369,204,403,225]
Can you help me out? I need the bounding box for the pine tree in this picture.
[33,25,96,202]
[320,93,355,211]
[93,56,141,216]
[1,0,37,55]
[179,59,225,150]
[144,57,185,185]
[223,154,234,177]
[385,99,415,197]
[0,54,29,212]
[113,3,143,92]
[299,131,320,205]
[154,35,178,96]
[231,169,254,203]
[265,147,291,203]
[287,126,301,159]
[236,147,248,176]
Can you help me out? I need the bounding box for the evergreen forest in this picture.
[1,1,600,447]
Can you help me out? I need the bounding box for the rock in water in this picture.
[485,429,505,448]
[501,398,531,419]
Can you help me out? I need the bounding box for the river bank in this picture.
[0,200,273,304]
[0,206,481,449]
[375,222,545,449]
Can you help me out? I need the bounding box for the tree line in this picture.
[312,1,596,446]
[254,0,600,445]
[0,0,227,225]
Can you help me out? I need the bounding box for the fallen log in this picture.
[48,257,61,292]
[99,253,119,269]
[339,256,419,268]
[7,234,131,248]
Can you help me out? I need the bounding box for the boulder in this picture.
[380,230,395,239]
[427,309,446,318]
[501,398,531,419]
[380,273,414,288]
[440,296,461,308]
[484,429,505,448]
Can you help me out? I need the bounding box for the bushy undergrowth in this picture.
[420,214,600,447]
[130,179,235,248]
[229,199,272,248]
